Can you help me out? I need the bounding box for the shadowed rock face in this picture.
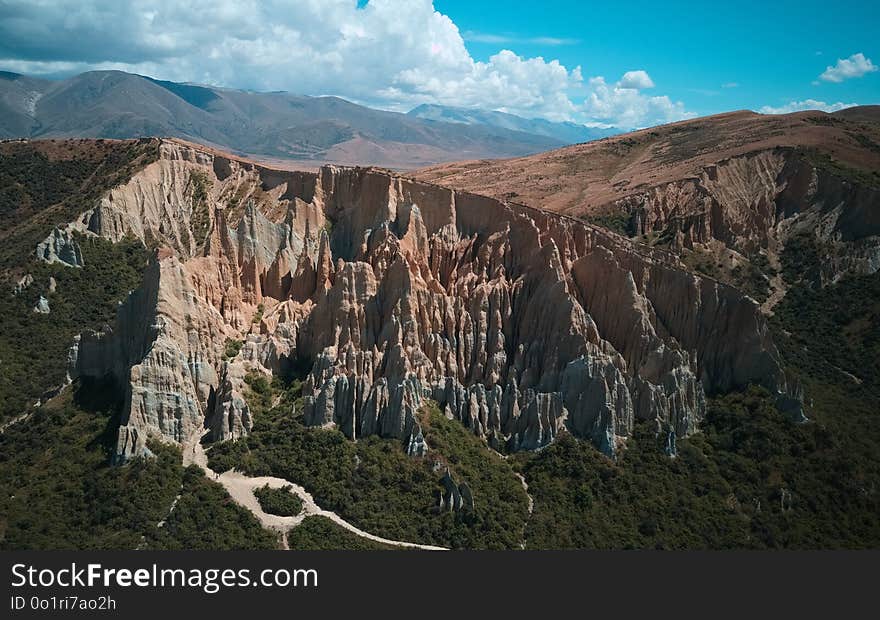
[49,140,798,460]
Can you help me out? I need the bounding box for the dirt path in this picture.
[183,433,447,551]
[760,254,788,315]
[514,472,534,516]
[513,470,534,550]
[0,412,31,434]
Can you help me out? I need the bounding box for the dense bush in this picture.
[583,212,634,236]
[517,386,880,549]
[254,485,303,517]
[0,389,181,550]
[773,270,880,386]
[0,235,150,424]
[287,517,395,551]
[208,378,529,549]
[145,466,279,551]
[0,385,280,550]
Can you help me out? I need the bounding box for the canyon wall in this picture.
[44,140,799,460]
[616,148,880,285]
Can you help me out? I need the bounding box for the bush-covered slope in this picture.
[208,374,529,549]
[0,139,158,425]
[515,265,880,549]
[287,516,396,551]
[0,385,278,550]
[0,236,150,424]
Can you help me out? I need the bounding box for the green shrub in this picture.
[223,338,243,360]
[287,517,395,550]
[145,466,279,550]
[254,485,303,517]
[207,381,529,549]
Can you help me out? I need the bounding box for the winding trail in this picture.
[183,433,447,551]
[514,472,534,516]
[760,253,788,315]
[0,413,29,434]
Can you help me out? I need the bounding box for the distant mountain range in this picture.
[0,70,610,169]
[407,103,619,144]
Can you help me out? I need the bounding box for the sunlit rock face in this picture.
[58,140,798,460]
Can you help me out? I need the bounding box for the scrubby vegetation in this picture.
[801,147,880,188]
[0,235,150,424]
[208,375,529,549]
[583,212,634,237]
[0,139,158,270]
[774,271,880,386]
[254,485,303,517]
[145,467,279,550]
[680,246,772,302]
[0,384,179,549]
[780,232,826,286]
[223,338,243,360]
[516,385,879,549]
[0,383,279,550]
[287,517,395,550]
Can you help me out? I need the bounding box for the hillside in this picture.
[1,136,877,550]
[0,70,566,169]
[407,103,619,144]
[415,108,880,213]
[416,107,880,308]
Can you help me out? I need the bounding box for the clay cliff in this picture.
[415,108,880,305]
[39,139,799,461]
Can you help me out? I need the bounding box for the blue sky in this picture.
[440,0,880,118]
[0,0,877,128]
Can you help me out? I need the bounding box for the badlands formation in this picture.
[417,109,880,290]
[41,139,801,462]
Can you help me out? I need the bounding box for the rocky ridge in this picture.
[415,109,880,303]
[41,140,800,461]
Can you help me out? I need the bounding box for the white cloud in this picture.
[463,32,580,46]
[618,70,655,89]
[758,99,859,114]
[581,75,694,128]
[0,0,690,129]
[721,82,739,88]
[819,53,877,83]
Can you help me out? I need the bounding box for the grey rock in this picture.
[36,227,84,267]
[32,295,50,314]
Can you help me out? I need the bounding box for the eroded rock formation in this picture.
[51,140,799,461]
[616,148,880,285]
[414,110,880,309]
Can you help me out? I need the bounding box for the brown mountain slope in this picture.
[0,70,566,169]
[414,108,880,216]
[415,108,880,310]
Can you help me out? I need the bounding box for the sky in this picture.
[0,0,878,130]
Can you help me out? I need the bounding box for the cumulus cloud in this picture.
[0,0,691,129]
[758,99,859,114]
[819,53,877,83]
[618,70,655,90]
[582,75,693,128]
